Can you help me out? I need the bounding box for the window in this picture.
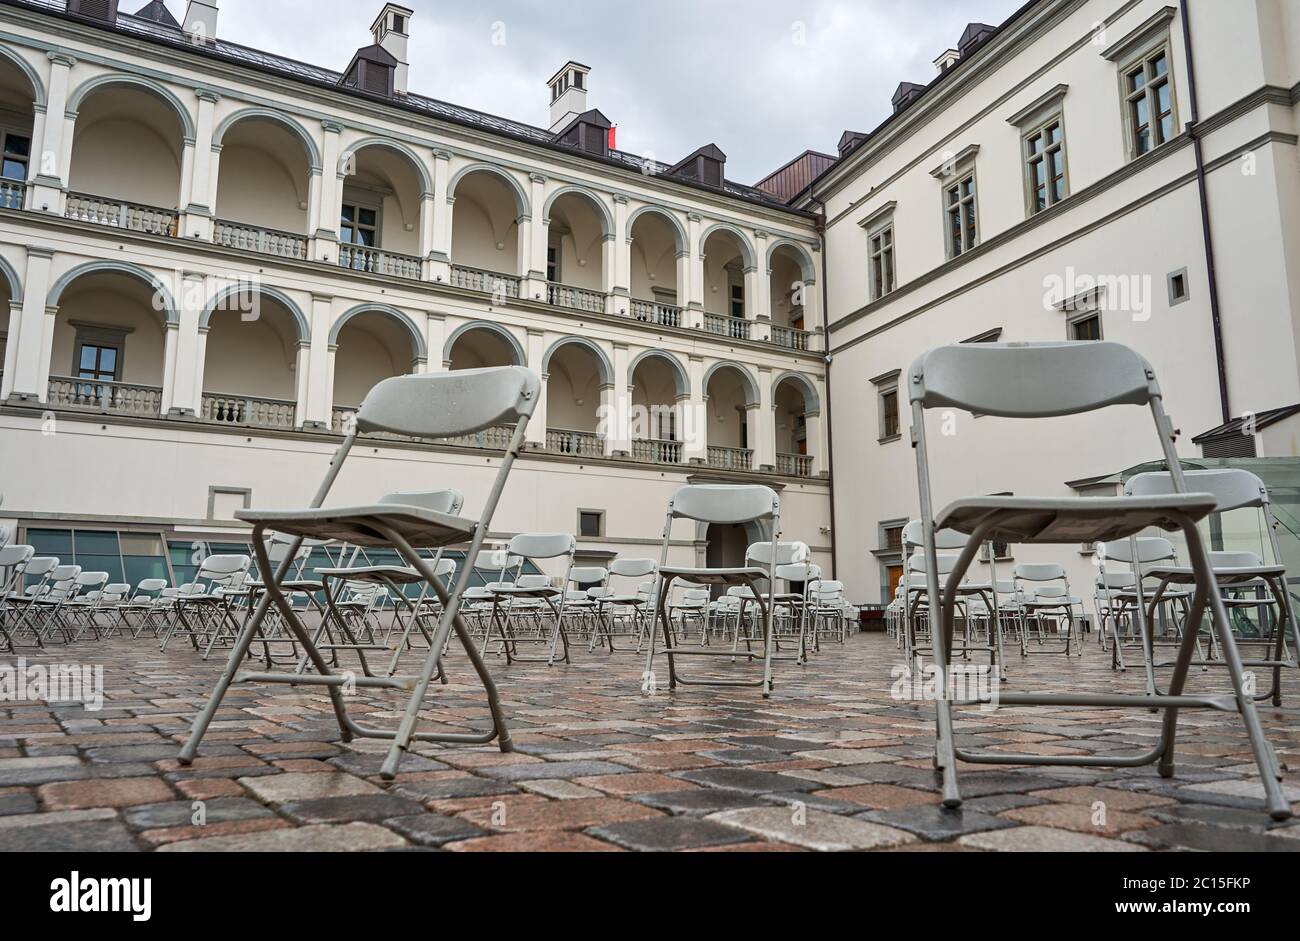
[1125,48,1175,158]
[872,369,902,443]
[869,224,895,300]
[340,203,378,246]
[547,245,560,283]
[730,284,745,318]
[391,13,405,32]
[77,342,119,382]
[945,174,977,258]
[1024,118,1067,213]
[578,511,604,538]
[654,407,677,442]
[1070,312,1102,342]
[980,541,1013,562]
[1,131,29,209]
[1168,267,1190,306]
[883,523,905,552]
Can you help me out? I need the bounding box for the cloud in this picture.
[181,0,1026,183]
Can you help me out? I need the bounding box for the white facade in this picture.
[0,0,829,579]
[807,0,1300,602]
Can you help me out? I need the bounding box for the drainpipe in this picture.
[1179,0,1231,424]
[811,198,838,580]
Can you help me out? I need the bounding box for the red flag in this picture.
[608,126,617,151]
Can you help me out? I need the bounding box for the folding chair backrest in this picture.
[610,558,656,579]
[1126,468,1266,512]
[746,542,809,566]
[356,366,540,440]
[1015,563,1066,583]
[909,553,961,576]
[508,533,576,561]
[775,562,821,582]
[380,489,466,515]
[431,559,456,580]
[103,583,131,600]
[910,342,1160,419]
[198,555,251,580]
[903,521,966,550]
[76,571,109,591]
[569,567,607,587]
[24,556,58,578]
[517,574,553,589]
[0,544,34,569]
[1100,537,1176,565]
[135,578,168,597]
[1097,572,1136,589]
[1209,551,1263,568]
[668,485,778,524]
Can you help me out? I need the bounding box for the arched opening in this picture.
[629,209,684,324]
[445,324,523,371]
[702,228,751,338]
[774,376,814,477]
[48,270,168,416]
[705,363,757,471]
[449,168,522,285]
[0,262,15,384]
[67,83,185,232]
[332,311,420,421]
[338,143,426,276]
[545,190,606,311]
[0,53,37,210]
[544,340,607,456]
[213,115,313,251]
[201,290,304,429]
[769,244,811,336]
[630,352,686,464]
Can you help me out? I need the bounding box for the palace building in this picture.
[1,0,1298,602]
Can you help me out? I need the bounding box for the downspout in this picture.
[1179,0,1231,423]
[811,196,838,580]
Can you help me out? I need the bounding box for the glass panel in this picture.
[359,209,377,227]
[1027,134,1043,156]
[79,345,98,371]
[100,347,117,374]
[1033,160,1046,186]
[1157,82,1171,115]
[5,134,30,158]
[75,531,120,555]
[1,158,25,180]
[77,554,124,584]
[27,528,73,559]
[964,203,976,245]
[357,228,376,247]
[1035,186,1047,212]
[1048,123,1062,144]
[1134,97,1149,126]
[341,205,355,223]
[1160,114,1174,142]
[1129,67,1146,92]
[1152,53,1167,77]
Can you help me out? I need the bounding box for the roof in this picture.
[131,0,177,27]
[547,60,592,86]
[1192,405,1300,443]
[755,150,836,203]
[1,0,799,213]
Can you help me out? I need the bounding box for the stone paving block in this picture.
[159,822,408,852]
[632,789,768,816]
[588,816,752,852]
[392,775,517,803]
[706,807,917,852]
[382,813,488,847]
[1126,823,1300,852]
[0,789,39,816]
[137,818,289,847]
[478,760,634,782]
[457,796,663,832]
[280,794,427,825]
[859,805,1018,841]
[123,797,273,830]
[574,773,698,797]
[812,783,935,810]
[0,756,90,787]
[240,772,382,803]
[39,776,175,810]
[328,752,448,776]
[676,767,818,794]
[445,831,624,852]
[518,779,605,800]
[959,825,1147,852]
[1000,802,1161,837]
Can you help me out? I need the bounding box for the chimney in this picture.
[66,0,120,22]
[891,82,927,113]
[183,0,218,43]
[371,4,412,95]
[548,61,591,134]
[933,48,960,74]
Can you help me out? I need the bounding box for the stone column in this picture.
[181,88,219,240]
[7,248,54,401]
[684,355,706,464]
[611,342,631,456]
[523,173,548,301]
[425,312,446,373]
[686,213,704,328]
[167,272,206,417]
[311,121,343,260]
[302,294,333,429]
[429,149,453,282]
[30,53,75,213]
[609,195,628,315]
[525,328,547,446]
[755,365,776,471]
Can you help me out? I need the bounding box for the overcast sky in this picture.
[182,0,1026,184]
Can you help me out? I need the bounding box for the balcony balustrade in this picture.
[771,325,813,352]
[629,298,682,328]
[547,282,606,313]
[450,264,521,299]
[201,393,297,430]
[338,244,422,280]
[47,376,162,416]
[704,313,751,341]
[707,445,754,471]
[64,192,178,237]
[213,220,308,260]
[546,428,603,457]
[632,438,683,464]
[0,179,26,210]
[777,452,814,477]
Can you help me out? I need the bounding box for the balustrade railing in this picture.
[707,445,754,471]
[632,438,683,464]
[771,325,813,351]
[201,393,296,430]
[704,314,751,341]
[777,452,814,477]
[546,428,603,457]
[65,192,178,237]
[47,377,162,416]
[629,298,682,328]
[547,282,606,313]
[338,244,422,280]
[450,264,521,299]
[213,220,308,260]
[0,179,26,211]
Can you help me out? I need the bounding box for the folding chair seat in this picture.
[644,485,786,697]
[588,559,657,651]
[181,365,540,780]
[24,564,81,645]
[61,574,116,641]
[1012,564,1083,657]
[1123,468,1299,706]
[0,545,38,652]
[905,340,1289,820]
[162,556,251,654]
[117,579,170,638]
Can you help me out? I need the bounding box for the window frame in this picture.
[872,369,903,444]
[868,220,896,301]
[339,189,383,248]
[0,128,31,183]
[1068,309,1103,342]
[577,509,605,539]
[936,157,979,260]
[71,323,130,384]
[1116,41,1178,161]
[1021,113,1069,215]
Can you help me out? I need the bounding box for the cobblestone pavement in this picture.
[1,631,1298,852]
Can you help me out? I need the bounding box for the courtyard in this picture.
[2,631,1298,853]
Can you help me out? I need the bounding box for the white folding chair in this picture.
[907,340,1290,820]
[179,365,541,780]
[482,533,577,666]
